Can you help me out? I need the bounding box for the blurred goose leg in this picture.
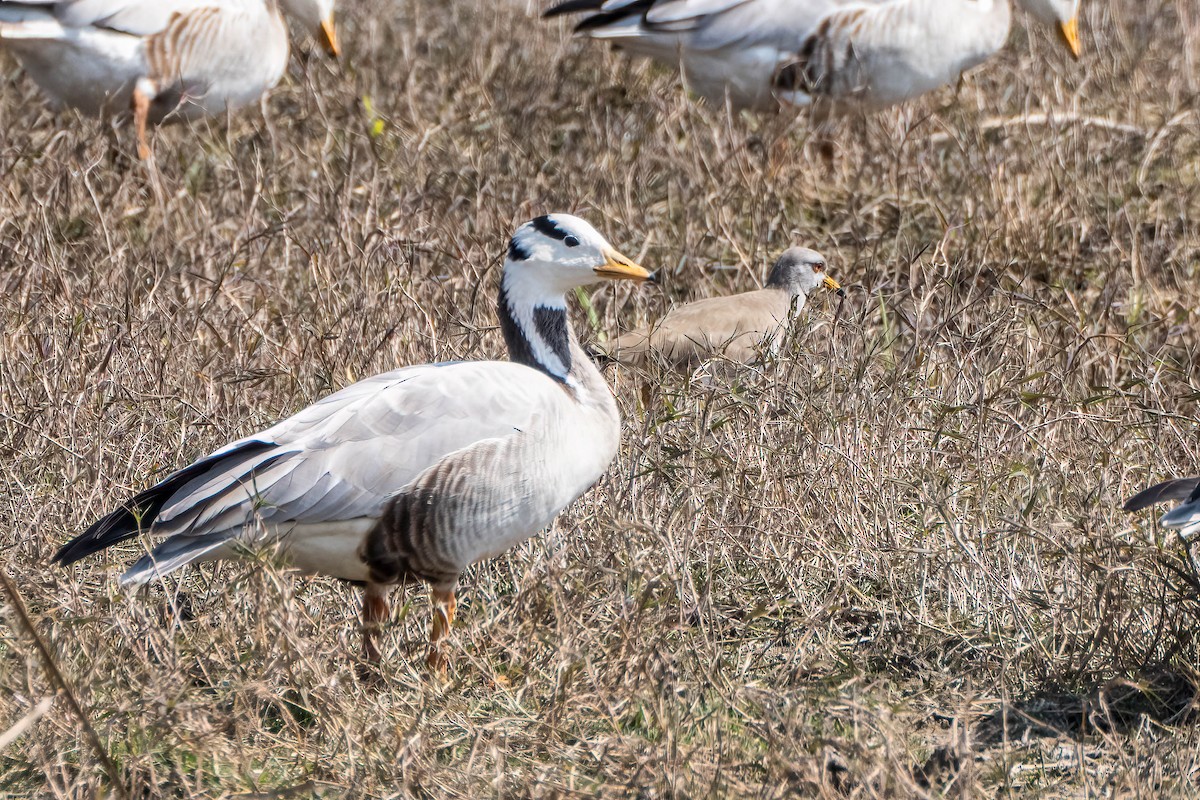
[131,84,153,160]
[361,582,390,664]
[425,587,457,674]
[808,113,836,167]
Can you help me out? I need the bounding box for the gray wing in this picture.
[642,0,756,30]
[59,360,560,566]
[37,0,244,35]
[164,360,559,530]
[577,0,858,49]
[1161,494,1200,537]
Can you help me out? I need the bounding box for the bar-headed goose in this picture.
[544,0,1081,118]
[0,0,340,159]
[1124,478,1200,542]
[599,246,841,369]
[54,214,652,673]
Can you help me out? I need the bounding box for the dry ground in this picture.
[2,0,1200,796]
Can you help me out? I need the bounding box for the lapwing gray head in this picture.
[766,247,843,298]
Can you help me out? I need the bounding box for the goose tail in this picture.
[54,440,276,566]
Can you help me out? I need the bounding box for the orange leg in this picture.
[425,587,457,675]
[361,582,390,664]
[131,84,152,160]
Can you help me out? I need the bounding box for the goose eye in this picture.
[563,235,581,248]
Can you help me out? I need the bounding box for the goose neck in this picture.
[497,279,581,387]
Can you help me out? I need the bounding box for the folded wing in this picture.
[56,361,558,577]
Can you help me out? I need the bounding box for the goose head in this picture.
[500,214,650,383]
[279,0,341,58]
[1016,0,1081,59]
[503,214,651,302]
[766,247,843,299]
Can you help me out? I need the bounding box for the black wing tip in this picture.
[51,439,279,570]
[51,543,77,566]
[52,509,140,567]
[52,545,88,567]
[1121,496,1146,513]
[1123,486,1162,513]
[543,0,650,32]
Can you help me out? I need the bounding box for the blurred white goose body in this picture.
[545,0,1081,116]
[0,0,339,156]
[55,215,652,671]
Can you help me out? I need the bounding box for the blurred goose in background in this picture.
[544,0,1081,119]
[0,0,340,159]
[54,215,651,674]
[598,246,842,369]
[1123,478,1200,541]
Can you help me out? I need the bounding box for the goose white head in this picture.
[766,247,844,298]
[1016,0,1082,58]
[500,214,650,383]
[278,0,341,58]
[504,214,651,304]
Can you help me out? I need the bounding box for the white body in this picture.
[0,0,290,121]
[134,359,621,584]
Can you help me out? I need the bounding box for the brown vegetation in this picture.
[2,0,1200,796]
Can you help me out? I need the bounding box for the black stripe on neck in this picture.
[497,286,572,384]
[534,306,572,374]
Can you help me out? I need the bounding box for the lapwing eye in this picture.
[563,235,581,248]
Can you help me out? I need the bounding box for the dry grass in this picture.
[2,0,1200,796]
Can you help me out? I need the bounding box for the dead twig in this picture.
[0,567,128,799]
[0,696,53,752]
